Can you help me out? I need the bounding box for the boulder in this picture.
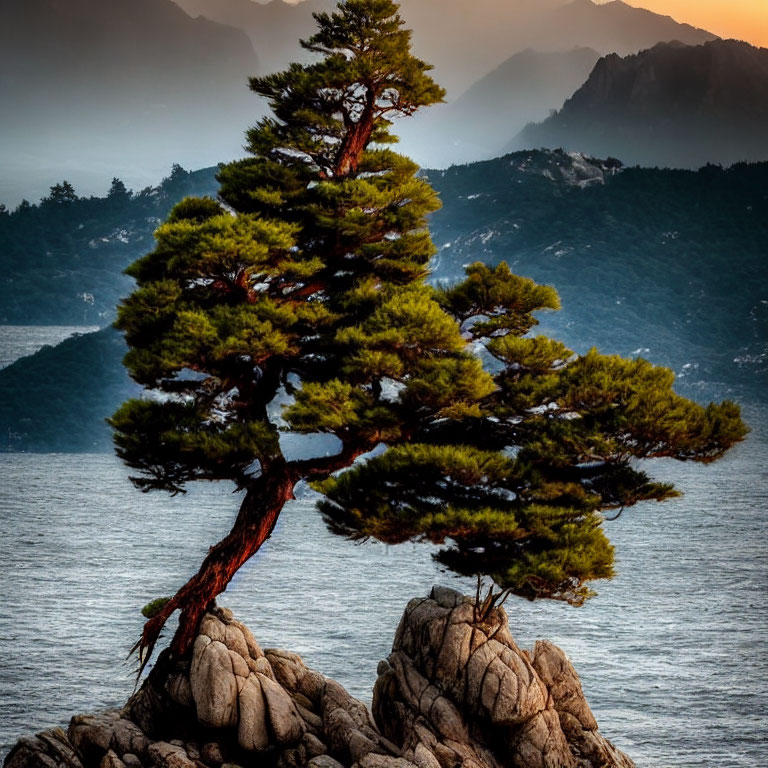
[3,727,85,768]
[372,586,633,768]
[3,592,634,768]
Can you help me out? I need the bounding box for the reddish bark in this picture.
[135,462,295,671]
[334,97,376,177]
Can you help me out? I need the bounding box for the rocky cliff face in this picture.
[4,588,633,768]
[512,39,768,168]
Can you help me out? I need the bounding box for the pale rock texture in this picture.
[3,590,634,768]
[373,588,634,768]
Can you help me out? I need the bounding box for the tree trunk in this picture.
[334,96,376,177]
[134,462,295,672]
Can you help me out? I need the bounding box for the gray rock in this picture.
[100,750,126,768]
[259,672,305,745]
[373,587,635,768]
[190,637,238,728]
[165,673,194,710]
[3,728,84,768]
[532,641,598,731]
[247,655,276,681]
[146,741,197,768]
[5,590,634,768]
[198,615,227,645]
[110,718,149,759]
[231,619,263,660]
[301,732,327,758]
[357,755,418,768]
[69,710,121,765]
[228,649,250,680]
[307,757,346,768]
[222,624,250,659]
[237,674,270,752]
[200,742,224,768]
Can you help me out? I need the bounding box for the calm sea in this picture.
[0,337,766,767]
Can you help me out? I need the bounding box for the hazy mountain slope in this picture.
[171,0,718,168]
[0,166,219,325]
[396,48,601,167]
[174,0,335,73]
[0,0,256,103]
[531,0,715,56]
[1,0,722,201]
[424,150,767,398]
[0,328,138,452]
[170,0,715,96]
[0,0,258,206]
[512,40,768,168]
[172,0,560,94]
[2,152,765,451]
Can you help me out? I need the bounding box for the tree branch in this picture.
[289,438,375,481]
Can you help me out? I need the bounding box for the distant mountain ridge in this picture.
[511,39,768,168]
[397,48,602,167]
[172,0,716,95]
[0,0,723,200]
[2,151,765,451]
[530,0,715,57]
[0,0,256,102]
[0,0,258,205]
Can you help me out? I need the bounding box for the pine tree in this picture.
[110,0,747,670]
[43,180,78,205]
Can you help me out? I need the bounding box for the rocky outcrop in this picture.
[512,39,768,168]
[4,588,633,768]
[373,587,633,768]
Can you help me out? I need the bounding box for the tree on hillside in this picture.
[44,180,78,205]
[110,0,747,671]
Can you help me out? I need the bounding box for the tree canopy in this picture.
[110,0,747,669]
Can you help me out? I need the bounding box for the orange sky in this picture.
[617,0,768,48]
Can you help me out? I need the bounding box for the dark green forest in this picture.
[0,165,218,324]
[1,151,765,451]
[0,328,137,452]
[425,151,768,396]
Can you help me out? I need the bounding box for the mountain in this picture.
[173,0,335,73]
[424,150,768,398]
[172,0,560,95]
[511,39,768,168]
[0,0,258,206]
[0,165,219,325]
[170,0,716,96]
[170,0,718,168]
[2,151,765,451]
[1,0,722,201]
[0,327,138,452]
[530,0,715,57]
[396,48,601,168]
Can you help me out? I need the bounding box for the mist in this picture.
[0,0,731,206]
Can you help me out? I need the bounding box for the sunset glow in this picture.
[620,0,768,48]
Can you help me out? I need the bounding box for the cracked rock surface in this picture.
[373,587,634,768]
[4,588,633,768]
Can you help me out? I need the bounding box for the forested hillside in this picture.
[2,152,765,451]
[425,151,768,397]
[0,166,218,324]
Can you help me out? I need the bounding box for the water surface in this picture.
[0,406,766,767]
